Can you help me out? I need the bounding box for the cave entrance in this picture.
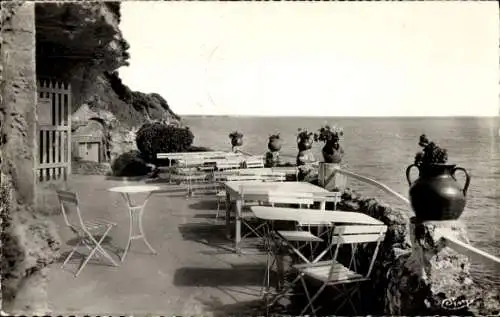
[35,79,72,182]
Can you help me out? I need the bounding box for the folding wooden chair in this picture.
[313,191,342,211]
[293,224,387,316]
[261,193,317,295]
[243,156,265,169]
[238,186,270,241]
[57,190,119,277]
[219,163,244,171]
[260,172,287,182]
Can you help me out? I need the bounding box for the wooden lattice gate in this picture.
[36,79,72,182]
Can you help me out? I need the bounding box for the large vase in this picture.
[322,141,344,164]
[268,137,282,152]
[297,135,313,152]
[406,164,471,221]
[230,136,243,147]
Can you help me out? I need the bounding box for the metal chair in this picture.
[260,192,317,296]
[57,190,119,277]
[293,224,387,316]
[243,156,265,169]
[237,186,270,241]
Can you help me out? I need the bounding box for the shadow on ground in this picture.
[174,263,268,287]
[56,235,123,265]
[196,297,270,317]
[188,200,219,211]
[178,223,228,242]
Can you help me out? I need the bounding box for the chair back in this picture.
[225,174,264,182]
[240,186,270,203]
[262,173,287,182]
[240,171,286,182]
[56,190,86,233]
[268,191,315,206]
[216,160,242,171]
[244,156,265,169]
[180,157,206,168]
[329,224,387,279]
[271,166,299,182]
[157,151,229,160]
[314,192,342,210]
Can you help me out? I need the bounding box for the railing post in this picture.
[385,216,497,315]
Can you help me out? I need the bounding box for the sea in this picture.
[183,116,500,287]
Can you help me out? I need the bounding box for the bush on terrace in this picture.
[135,122,195,165]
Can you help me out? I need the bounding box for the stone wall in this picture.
[336,188,412,314]
[386,218,500,315]
[0,3,60,314]
[1,1,37,205]
[337,188,500,315]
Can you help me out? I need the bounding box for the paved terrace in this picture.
[47,175,272,316]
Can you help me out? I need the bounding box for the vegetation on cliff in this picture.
[35,1,179,128]
[104,71,180,125]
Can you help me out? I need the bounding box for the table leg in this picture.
[234,198,242,253]
[225,192,232,240]
[121,193,158,262]
[122,205,133,262]
[168,161,172,183]
[319,201,326,210]
[138,202,158,255]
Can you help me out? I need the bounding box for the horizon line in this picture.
[180,114,499,118]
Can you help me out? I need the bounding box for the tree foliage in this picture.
[135,122,194,164]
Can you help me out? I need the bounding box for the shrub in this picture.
[111,150,151,177]
[135,122,194,164]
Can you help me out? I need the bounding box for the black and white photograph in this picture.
[0,0,499,315]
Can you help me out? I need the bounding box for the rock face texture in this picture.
[1,1,38,206]
[337,188,500,315]
[1,1,180,313]
[35,2,129,109]
[337,189,412,314]
[36,2,180,155]
[386,218,500,316]
[1,3,60,314]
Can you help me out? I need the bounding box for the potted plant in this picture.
[296,129,316,181]
[265,133,282,168]
[268,133,282,152]
[229,131,243,152]
[313,125,345,189]
[406,134,471,221]
[296,128,314,152]
[314,125,344,164]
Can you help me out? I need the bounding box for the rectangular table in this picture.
[252,205,384,307]
[224,180,332,252]
[251,206,383,225]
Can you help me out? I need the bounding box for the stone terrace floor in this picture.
[46,175,273,316]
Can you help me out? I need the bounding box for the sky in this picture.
[118,1,499,117]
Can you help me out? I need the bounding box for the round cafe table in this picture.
[108,185,160,262]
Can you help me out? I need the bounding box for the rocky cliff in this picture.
[36,2,179,129]
[0,2,179,313]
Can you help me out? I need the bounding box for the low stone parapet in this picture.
[337,188,500,315]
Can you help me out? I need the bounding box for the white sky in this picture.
[118,1,499,117]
